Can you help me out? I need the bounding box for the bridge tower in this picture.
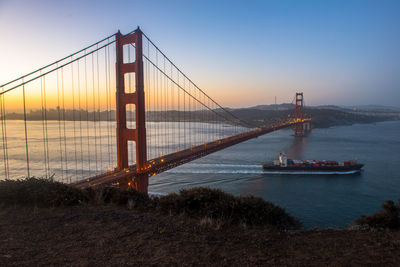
[115,28,148,193]
[294,92,304,137]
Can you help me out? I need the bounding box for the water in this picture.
[2,119,400,228]
[150,121,400,228]
[1,120,245,181]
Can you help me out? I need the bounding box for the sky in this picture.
[0,0,399,108]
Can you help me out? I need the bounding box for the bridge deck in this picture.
[71,120,309,189]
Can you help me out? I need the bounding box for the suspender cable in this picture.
[0,34,117,89]
[71,58,78,180]
[22,79,30,178]
[96,46,103,172]
[77,59,84,179]
[104,45,111,170]
[56,66,64,182]
[142,33,255,129]
[0,89,8,179]
[61,68,68,181]
[91,53,98,174]
[40,73,48,178]
[84,53,91,176]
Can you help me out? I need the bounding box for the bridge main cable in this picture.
[141,32,257,129]
[141,50,253,128]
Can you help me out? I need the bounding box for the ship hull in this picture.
[262,164,364,174]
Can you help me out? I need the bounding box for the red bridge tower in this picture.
[115,28,148,193]
[294,92,304,137]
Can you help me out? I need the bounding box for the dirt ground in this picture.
[0,205,399,266]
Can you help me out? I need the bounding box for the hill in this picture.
[3,105,399,129]
[0,179,399,266]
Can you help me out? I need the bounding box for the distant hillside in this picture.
[229,107,400,128]
[250,103,400,113]
[313,105,345,111]
[250,103,295,110]
[341,105,400,112]
[3,105,399,129]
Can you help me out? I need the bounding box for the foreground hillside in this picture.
[2,206,400,266]
[0,179,399,266]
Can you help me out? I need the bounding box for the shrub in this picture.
[233,195,300,228]
[87,186,151,208]
[0,179,301,229]
[0,178,152,208]
[157,187,301,229]
[354,199,400,230]
[0,177,86,207]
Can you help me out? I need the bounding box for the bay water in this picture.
[151,121,400,228]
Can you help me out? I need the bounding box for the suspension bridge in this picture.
[0,27,311,193]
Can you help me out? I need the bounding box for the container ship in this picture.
[262,153,363,174]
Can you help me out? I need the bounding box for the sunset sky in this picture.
[1,0,399,108]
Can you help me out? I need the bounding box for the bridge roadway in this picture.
[71,119,310,189]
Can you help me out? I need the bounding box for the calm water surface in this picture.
[150,121,400,228]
